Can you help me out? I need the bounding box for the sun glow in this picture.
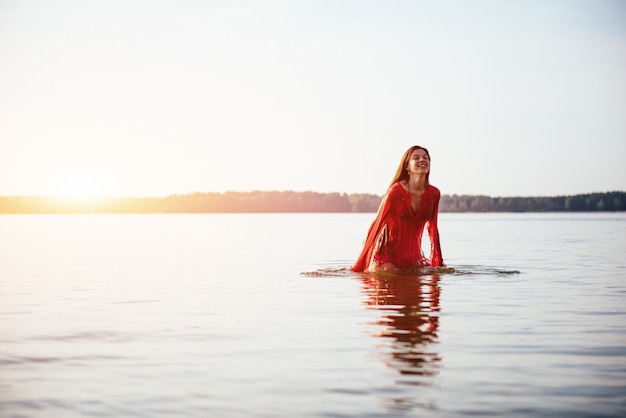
[48,175,112,200]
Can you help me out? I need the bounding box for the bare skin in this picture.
[370,260,397,272]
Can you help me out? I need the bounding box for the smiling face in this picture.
[389,145,432,189]
[405,148,430,176]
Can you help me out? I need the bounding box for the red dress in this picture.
[351,182,444,272]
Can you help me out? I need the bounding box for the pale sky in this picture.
[1,0,625,198]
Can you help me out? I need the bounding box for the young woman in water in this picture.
[351,145,446,272]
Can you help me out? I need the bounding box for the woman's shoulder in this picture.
[427,184,441,197]
[381,182,407,205]
[389,182,407,195]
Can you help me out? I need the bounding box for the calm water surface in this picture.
[1,213,625,417]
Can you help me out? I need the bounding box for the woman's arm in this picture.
[427,188,445,267]
[351,186,397,272]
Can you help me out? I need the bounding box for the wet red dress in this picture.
[351,182,444,272]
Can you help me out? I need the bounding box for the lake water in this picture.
[1,212,625,417]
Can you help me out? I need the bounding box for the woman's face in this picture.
[406,148,430,175]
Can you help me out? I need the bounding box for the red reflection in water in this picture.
[360,274,441,381]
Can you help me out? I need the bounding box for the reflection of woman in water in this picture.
[361,274,441,381]
[352,146,446,272]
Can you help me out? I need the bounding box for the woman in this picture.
[351,145,445,272]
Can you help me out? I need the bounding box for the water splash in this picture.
[300,267,353,277]
[301,265,520,277]
[451,265,521,276]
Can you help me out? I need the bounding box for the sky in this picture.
[1,0,625,198]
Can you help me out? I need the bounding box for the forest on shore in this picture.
[1,191,624,214]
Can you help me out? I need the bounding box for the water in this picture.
[1,212,625,417]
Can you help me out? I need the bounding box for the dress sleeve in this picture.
[351,187,396,272]
[427,187,445,267]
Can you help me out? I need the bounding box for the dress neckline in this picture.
[397,182,429,214]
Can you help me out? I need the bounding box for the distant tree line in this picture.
[440,191,626,212]
[0,190,624,214]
